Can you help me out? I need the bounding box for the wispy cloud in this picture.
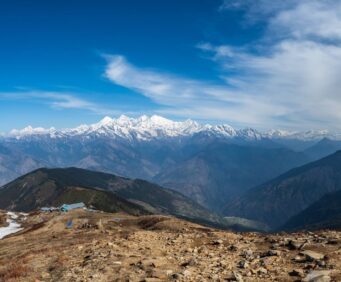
[218,0,301,26]
[104,55,280,127]
[209,0,341,130]
[0,91,118,116]
[105,1,341,130]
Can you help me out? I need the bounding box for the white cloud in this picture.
[201,40,341,127]
[0,91,117,116]
[104,55,284,128]
[219,0,299,19]
[103,0,341,130]
[269,1,341,41]
[205,0,341,130]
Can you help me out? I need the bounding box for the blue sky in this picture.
[1,0,341,131]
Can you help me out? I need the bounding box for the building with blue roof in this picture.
[60,202,85,212]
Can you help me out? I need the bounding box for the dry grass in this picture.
[0,214,7,228]
[0,261,30,282]
[48,254,69,272]
[20,221,45,234]
[136,216,168,229]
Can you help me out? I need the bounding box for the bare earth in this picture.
[0,211,7,228]
[0,210,340,282]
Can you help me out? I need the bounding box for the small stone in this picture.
[149,269,168,279]
[228,245,238,252]
[41,272,51,279]
[180,258,196,267]
[241,249,254,260]
[287,240,303,250]
[83,255,91,261]
[300,250,325,261]
[171,273,182,279]
[327,239,338,245]
[233,271,244,282]
[265,250,281,257]
[303,270,331,282]
[294,255,307,263]
[289,269,305,277]
[317,260,326,267]
[271,243,280,249]
[225,271,242,281]
[238,260,249,269]
[212,239,223,245]
[257,267,268,275]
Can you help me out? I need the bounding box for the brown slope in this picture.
[0,167,224,228]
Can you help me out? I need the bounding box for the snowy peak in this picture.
[237,128,263,140]
[3,115,338,141]
[149,115,174,126]
[4,115,206,140]
[88,115,205,138]
[98,116,114,126]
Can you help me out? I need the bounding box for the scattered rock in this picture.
[1,211,340,282]
[241,249,254,260]
[257,267,268,275]
[171,273,182,280]
[180,258,196,267]
[238,260,249,269]
[289,269,305,277]
[300,250,325,261]
[327,239,338,245]
[294,255,307,263]
[228,245,238,252]
[303,270,331,282]
[231,271,244,282]
[263,249,281,257]
[287,240,304,250]
[212,239,223,245]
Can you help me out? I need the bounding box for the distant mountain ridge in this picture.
[155,142,310,210]
[1,115,338,141]
[0,167,224,227]
[2,115,341,216]
[223,151,341,229]
[304,138,341,161]
[282,189,341,231]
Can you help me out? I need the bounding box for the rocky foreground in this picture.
[0,210,340,282]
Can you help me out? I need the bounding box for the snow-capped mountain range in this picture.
[1,115,340,211]
[2,115,340,141]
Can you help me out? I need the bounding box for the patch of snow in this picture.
[0,212,23,240]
